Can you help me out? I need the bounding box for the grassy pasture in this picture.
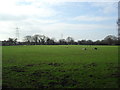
[2,45,119,88]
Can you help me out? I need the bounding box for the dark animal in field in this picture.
[82,48,87,50]
[94,48,97,50]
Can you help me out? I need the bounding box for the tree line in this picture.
[2,34,120,46]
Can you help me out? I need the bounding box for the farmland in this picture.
[2,45,119,88]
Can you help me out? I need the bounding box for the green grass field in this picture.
[2,45,119,88]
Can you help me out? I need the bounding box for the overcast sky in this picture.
[0,0,119,41]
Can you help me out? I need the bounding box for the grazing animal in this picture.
[82,48,87,50]
[94,48,97,50]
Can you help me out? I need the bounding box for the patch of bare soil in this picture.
[48,62,61,67]
[9,66,26,72]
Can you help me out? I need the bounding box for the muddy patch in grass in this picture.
[48,62,61,67]
[9,66,26,72]
[23,62,63,68]
[31,70,51,77]
[110,72,120,78]
[113,66,120,69]
[25,63,43,67]
[59,74,78,87]
[58,69,66,72]
[2,84,14,89]
[89,74,94,78]
[29,69,79,88]
[48,74,78,88]
[83,63,97,69]
[25,64,35,67]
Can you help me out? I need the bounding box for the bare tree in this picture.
[39,35,47,45]
[66,37,74,45]
[7,38,17,45]
[32,34,41,45]
[104,35,118,45]
[59,39,67,45]
[24,36,32,42]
